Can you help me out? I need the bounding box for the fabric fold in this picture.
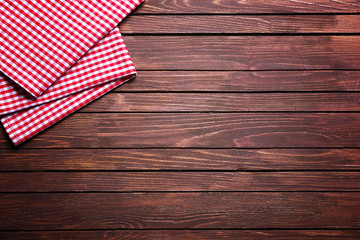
[0,0,142,98]
[0,28,135,116]
[1,28,135,146]
[0,0,144,146]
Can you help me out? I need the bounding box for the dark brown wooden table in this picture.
[1,0,360,239]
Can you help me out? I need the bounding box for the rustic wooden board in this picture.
[135,0,360,14]
[2,230,360,240]
[0,193,359,230]
[1,113,359,148]
[80,92,360,112]
[1,172,360,192]
[121,15,360,34]
[124,36,360,70]
[119,71,360,92]
[1,148,359,171]
[2,0,360,237]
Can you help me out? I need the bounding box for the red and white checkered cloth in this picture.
[0,0,143,146]
[1,0,141,98]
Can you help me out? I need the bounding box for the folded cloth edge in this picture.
[0,0,144,98]
[1,73,135,146]
[0,28,133,116]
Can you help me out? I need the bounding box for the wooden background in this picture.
[1,0,360,239]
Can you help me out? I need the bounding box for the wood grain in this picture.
[2,230,360,240]
[121,15,360,33]
[2,0,360,235]
[1,113,360,148]
[124,36,360,70]
[1,148,360,171]
[1,172,360,192]
[0,192,359,230]
[135,0,360,14]
[119,71,360,92]
[80,92,360,112]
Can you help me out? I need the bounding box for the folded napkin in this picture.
[0,0,143,146]
[1,28,134,145]
[1,0,141,98]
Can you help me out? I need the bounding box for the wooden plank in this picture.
[80,92,360,112]
[1,113,360,148]
[0,192,359,230]
[124,36,360,70]
[1,172,360,192]
[135,0,360,14]
[1,148,360,171]
[2,230,360,240]
[121,15,360,34]
[119,70,360,92]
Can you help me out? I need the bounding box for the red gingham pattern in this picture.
[0,28,136,116]
[0,0,142,98]
[1,77,132,146]
[1,28,136,146]
[0,0,144,146]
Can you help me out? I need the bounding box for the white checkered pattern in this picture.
[0,0,142,98]
[0,0,143,146]
[1,28,136,146]
[1,76,132,146]
[0,28,136,116]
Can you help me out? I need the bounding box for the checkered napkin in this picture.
[1,0,142,98]
[0,0,143,146]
